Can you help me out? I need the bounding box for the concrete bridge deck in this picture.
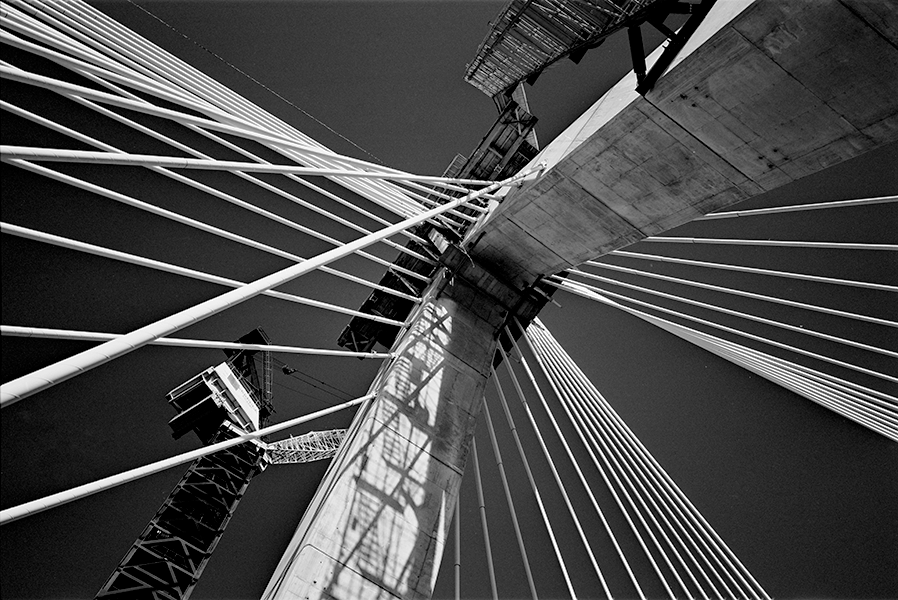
[467,0,898,287]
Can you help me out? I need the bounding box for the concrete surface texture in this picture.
[262,276,506,600]
[469,0,898,288]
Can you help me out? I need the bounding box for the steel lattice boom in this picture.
[465,0,666,97]
[266,430,348,465]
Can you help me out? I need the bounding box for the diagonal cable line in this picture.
[558,269,898,356]
[603,250,898,292]
[565,264,897,328]
[697,195,898,220]
[549,277,898,385]
[550,281,898,441]
[0,163,542,406]
[643,236,897,251]
[123,0,388,165]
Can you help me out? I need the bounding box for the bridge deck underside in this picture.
[469,0,898,287]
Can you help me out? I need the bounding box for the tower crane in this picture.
[95,329,346,600]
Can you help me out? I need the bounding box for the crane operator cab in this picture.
[166,362,262,443]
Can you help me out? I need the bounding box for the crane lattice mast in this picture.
[95,329,345,600]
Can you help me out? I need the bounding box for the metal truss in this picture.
[95,428,267,600]
[266,429,348,465]
[465,0,664,97]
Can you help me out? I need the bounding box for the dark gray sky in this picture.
[1,2,896,599]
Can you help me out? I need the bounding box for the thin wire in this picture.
[271,357,355,403]
[510,319,646,599]
[482,398,540,600]
[697,195,897,220]
[550,278,898,384]
[123,0,386,165]
[553,282,898,443]
[270,379,337,409]
[471,439,500,600]
[529,322,770,599]
[604,251,898,292]
[0,393,372,525]
[561,269,897,357]
[499,339,615,599]
[530,328,684,598]
[492,368,577,599]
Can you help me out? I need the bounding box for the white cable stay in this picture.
[0,326,394,360]
[538,338,770,600]
[546,280,898,382]
[45,0,364,164]
[393,178,489,213]
[635,312,898,439]
[0,20,252,148]
[0,147,443,281]
[526,321,772,600]
[558,270,898,357]
[58,0,496,220]
[604,251,898,292]
[3,145,434,284]
[33,0,502,199]
[9,0,319,148]
[0,146,499,186]
[508,318,646,599]
[1,223,420,321]
[700,338,898,437]
[388,178,485,215]
[176,123,438,249]
[555,280,898,418]
[498,340,616,600]
[536,326,771,600]
[481,398,540,600]
[0,52,469,234]
[0,170,428,302]
[0,64,434,221]
[1,98,439,267]
[616,303,898,435]
[522,328,684,598]
[552,345,718,598]
[551,283,898,441]
[39,1,367,173]
[548,278,898,385]
[396,187,480,223]
[697,195,898,220]
[1,41,454,247]
[606,398,770,598]
[0,96,437,264]
[2,1,502,220]
[522,331,679,597]
[2,0,494,238]
[0,14,233,121]
[470,439,500,600]
[0,163,543,407]
[532,332,707,599]
[0,394,372,526]
[492,369,577,599]
[0,64,356,172]
[643,235,897,251]
[454,499,461,600]
[570,264,896,328]
[585,370,759,599]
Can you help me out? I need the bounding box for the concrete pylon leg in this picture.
[263,274,509,600]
